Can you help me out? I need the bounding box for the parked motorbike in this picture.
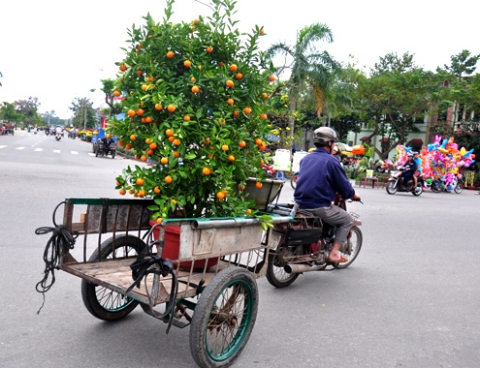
[261,162,275,177]
[430,177,463,194]
[385,168,424,196]
[265,196,363,288]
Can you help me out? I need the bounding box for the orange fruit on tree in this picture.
[166,51,175,59]
[165,129,174,137]
[216,191,225,200]
[239,140,246,147]
[167,104,176,113]
[255,181,263,189]
[173,151,180,158]
[136,178,144,185]
[113,90,121,97]
[202,167,211,175]
[125,144,132,150]
[221,144,229,151]
[173,138,181,146]
[259,29,265,35]
[155,103,163,111]
[118,140,124,147]
[137,70,143,76]
[235,72,243,80]
[138,189,146,197]
[184,60,192,68]
[136,108,144,116]
[140,155,147,162]
[154,186,161,194]
[243,107,252,114]
[130,134,137,141]
[228,155,235,162]
[246,209,253,215]
[193,19,200,25]
[259,113,267,120]
[227,98,234,105]
[146,76,154,82]
[219,61,225,67]
[206,46,213,53]
[161,157,168,164]
[128,189,134,195]
[255,138,263,145]
[119,64,127,72]
[147,149,154,156]
[269,75,276,82]
[127,109,135,118]
[156,217,163,224]
[191,85,200,93]
[262,93,268,99]
[229,64,237,71]
[119,188,126,195]
[145,138,151,144]
[149,142,157,149]
[141,84,148,91]
[233,110,239,117]
[191,77,196,82]
[226,80,234,88]
[184,115,190,121]
[144,116,152,123]
[165,175,173,184]
[168,136,175,142]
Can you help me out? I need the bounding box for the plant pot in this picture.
[149,220,218,271]
[242,178,284,210]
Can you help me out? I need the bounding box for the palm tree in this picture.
[268,23,341,136]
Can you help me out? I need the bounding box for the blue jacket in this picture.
[294,148,355,209]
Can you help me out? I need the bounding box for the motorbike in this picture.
[265,195,363,288]
[261,162,276,177]
[55,133,62,141]
[385,167,424,196]
[430,176,463,194]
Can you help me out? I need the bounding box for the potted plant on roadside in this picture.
[108,0,280,223]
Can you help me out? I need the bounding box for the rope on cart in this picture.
[126,243,178,333]
[34,201,77,314]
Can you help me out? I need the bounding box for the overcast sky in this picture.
[1,0,479,119]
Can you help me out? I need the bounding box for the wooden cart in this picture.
[42,197,292,368]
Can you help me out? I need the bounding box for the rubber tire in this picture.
[81,235,146,321]
[111,150,116,159]
[290,173,298,190]
[189,267,258,368]
[412,182,423,196]
[333,226,363,269]
[266,246,300,288]
[386,181,398,195]
[430,180,442,193]
[454,182,464,194]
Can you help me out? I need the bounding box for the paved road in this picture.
[1,131,480,368]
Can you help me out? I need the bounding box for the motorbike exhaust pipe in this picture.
[284,263,325,274]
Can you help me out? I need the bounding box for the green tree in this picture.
[15,97,43,127]
[268,23,340,136]
[444,49,480,80]
[69,97,96,129]
[100,79,122,115]
[0,102,21,124]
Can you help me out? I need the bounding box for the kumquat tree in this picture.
[108,0,277,221]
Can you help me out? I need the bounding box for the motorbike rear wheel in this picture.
[386,181,398,195]
[290,173,299,190]
[266,245,301,288]
[333,226,363,269]
[454,182,464,194]
[412,182,423,196]
[430,180,442,193]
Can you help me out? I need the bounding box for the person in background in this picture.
[413,151,422,187]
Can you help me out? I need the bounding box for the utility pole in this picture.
[83,104,87,130]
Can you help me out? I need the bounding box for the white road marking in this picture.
[16,147,25,150]
[88,153,95,157]
[71,151,78,155]
[0,145,6,149]
[35,148,43,152]
[53,150,60,153]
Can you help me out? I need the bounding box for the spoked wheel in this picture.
[81,235,146,321]
[454,182,464,194]
[333,226,363,269]
[95,147,100,157]
[386,181,398,195]
[189,267,258,368]
[266,245,300,288]
[412,182,423,196]
[430,180,442,193]
[290,173,299,190]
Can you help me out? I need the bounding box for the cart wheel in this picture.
[111,150,116,159]
[95,147,99,157]
[333,226,363,269]
[189,267,258,368]
[266,245,300,288]
[81,235,146,321]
